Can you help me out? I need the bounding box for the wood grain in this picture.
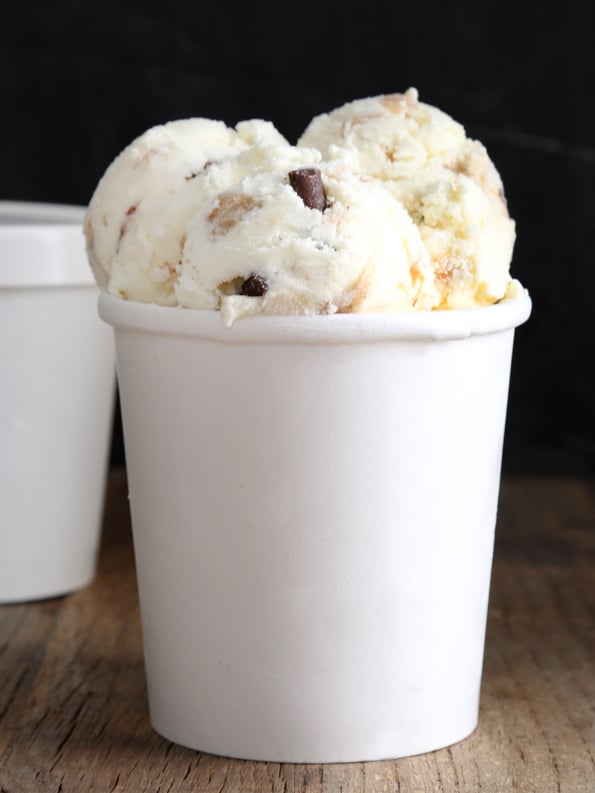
[1,471,594,792]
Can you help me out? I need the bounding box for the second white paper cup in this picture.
[0,203,115,602]
[100,292,531,763]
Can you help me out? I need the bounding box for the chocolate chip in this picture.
[240,273,268,297]
[117,203,139,249]
[288,168,327,211]
[186,160,213,180]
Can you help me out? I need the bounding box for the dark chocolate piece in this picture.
[288,168,327,211]
[240,273,268,297]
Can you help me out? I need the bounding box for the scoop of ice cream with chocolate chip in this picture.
[175,144,440,324]
[85,117,288,306]
[298,88,519,308]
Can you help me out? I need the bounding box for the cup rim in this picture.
[0,201,85,226]
[99,291,532,344]
[0,202,95,288]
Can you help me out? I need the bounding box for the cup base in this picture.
[149,715,479,764]
[0,567,96,604]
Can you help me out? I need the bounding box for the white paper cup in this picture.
[100,292,531,763]
[0,202,115,603]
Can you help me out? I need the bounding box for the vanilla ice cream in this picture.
[299,88,519,308]
[85,118,288,306]
[85,90,523,321]
[175,145,439,324]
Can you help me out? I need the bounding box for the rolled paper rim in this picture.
[99,291,532,344]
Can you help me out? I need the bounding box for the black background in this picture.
[2,0,594,474]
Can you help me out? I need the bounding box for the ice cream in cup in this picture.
[86,92,531,762]
[0,202,115,603]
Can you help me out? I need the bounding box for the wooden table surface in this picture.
[1,469,594,793]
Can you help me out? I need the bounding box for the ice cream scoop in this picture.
[85,118,288,306]
[298,88,519,308]
[175,144,440,324]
